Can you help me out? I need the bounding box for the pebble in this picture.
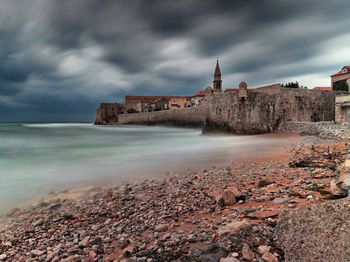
[258,245,271,255]
[154,224,168,232]
[220,257,240,262]
[273,198,291,204]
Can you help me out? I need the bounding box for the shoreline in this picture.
[1,132,347,261]
[0,131,299,218]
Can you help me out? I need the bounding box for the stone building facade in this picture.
[335,94,350,123]
[331,66,350,91]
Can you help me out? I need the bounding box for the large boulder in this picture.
[275,199,350,262]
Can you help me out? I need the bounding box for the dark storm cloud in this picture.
[0,0,350,122]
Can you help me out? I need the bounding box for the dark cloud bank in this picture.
[0,0,350,122]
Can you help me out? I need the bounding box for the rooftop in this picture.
[331,66,350,77]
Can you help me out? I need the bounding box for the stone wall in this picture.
[96,88,336,134]
[202,88,335,134]
[335,94,350,123]
[117,106,207,127]
[95,103,121,124]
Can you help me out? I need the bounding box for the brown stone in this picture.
[330,180,348,197]
[217,220,250,236]
[210,188,237,206]
[261,252,279,262]
[242,243,255,261]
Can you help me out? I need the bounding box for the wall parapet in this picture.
[117,106,207,127]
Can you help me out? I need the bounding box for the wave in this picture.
[22,123,93,128]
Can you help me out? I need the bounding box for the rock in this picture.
[231,252,239,257]
[272,198,291,204]
[89,250,97,259]
[242,243,255,261]
[154,224,168,232]
[122,245,134,257]
[31,249,45,256]
[6,208,21,217]
[63,213,75,220]
[210,188,236,206]
[226,186,242,198]
[217,220,250,236]
[2,241,12,247]
[330,180,348,197]
[48,203,62,210]
[79,236,90,248]
[33,219,44,227]
[306,195,313,200]
[243,208,258,214]
[45,252,57,261]
[90,236,102,245]
[258,245,271,255]
[257,179,275,188]
[261,252,279,262]
[247,209,280,219]
[0,254,7,261]
[220,257,240,262]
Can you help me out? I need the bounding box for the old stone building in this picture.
[335,94,350,123]
[151,98,169,111]
[168,96,191,110]
[123,96,191,113]
[191,90,207,106]
[331,66,350,91]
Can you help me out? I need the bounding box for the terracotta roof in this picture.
[125,96,190,102]
[313,86,333,91]
[191,90,206,97]
[331,66,350,77]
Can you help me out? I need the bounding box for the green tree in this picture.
[282,81,303,88]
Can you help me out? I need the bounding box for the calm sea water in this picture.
[0,123,293,213]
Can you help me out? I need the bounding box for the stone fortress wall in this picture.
[96,84,336,134]
[117,106,206,127]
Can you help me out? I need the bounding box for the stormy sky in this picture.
[1,0,350,122]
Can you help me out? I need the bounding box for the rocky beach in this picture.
[1,129,350,262]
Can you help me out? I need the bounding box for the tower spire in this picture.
[213,59,222,93]
[214,58,221,76]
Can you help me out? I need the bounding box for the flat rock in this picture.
[272,198,291,204]
[217,220,250,236]
[220,257,240,262]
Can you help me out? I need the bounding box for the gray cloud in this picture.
[0,0,350,122]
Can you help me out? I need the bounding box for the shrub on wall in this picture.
[282,81,307,89]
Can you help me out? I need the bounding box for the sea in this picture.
[0,123,295,214]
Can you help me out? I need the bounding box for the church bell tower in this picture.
[213,59,222,93]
